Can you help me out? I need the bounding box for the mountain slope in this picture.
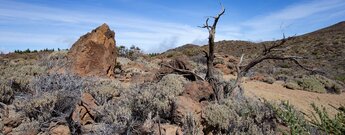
[163,21,345,82]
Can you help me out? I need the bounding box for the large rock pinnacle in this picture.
[67,23,117,77]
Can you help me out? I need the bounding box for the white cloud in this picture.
[0,0,344,53]
[241,0,345,40]
[0,0,213,53]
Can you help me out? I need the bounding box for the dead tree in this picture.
[224,35,320,98]
[200,6,225,81]
[200,5,225,103]
[200,6,318,102]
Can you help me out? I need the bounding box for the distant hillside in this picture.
[163,21,345,82]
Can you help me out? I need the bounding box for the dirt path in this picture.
[243,80,345,117]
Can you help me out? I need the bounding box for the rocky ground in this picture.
[1,23,344,135]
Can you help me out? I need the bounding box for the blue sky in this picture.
[0,0,345,53]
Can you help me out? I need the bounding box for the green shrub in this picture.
[284,81,301,90]
[213,58,225,65]
[95,74,187,134]
[335,75,345,83]
[203,98,278,134]
[309,103,345,134]
[86,79,122,105]
[130,74,187,120]
[315,75,343,94]
[263,76,276,84]
[296,76,327,93]
[0,58,46,94]
[203,103,232,130]
[295,75,343,94]
[273,101,310,134]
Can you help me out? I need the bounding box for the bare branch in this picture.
[212,7,225,29]
[160,63,205,81]
[241,55,316,75]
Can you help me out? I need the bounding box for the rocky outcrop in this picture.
[72,93,99,125]
[67,23,117,77]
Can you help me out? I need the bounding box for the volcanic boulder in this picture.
[67,23,117,77]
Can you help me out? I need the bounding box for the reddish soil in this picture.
[243,80,345,117]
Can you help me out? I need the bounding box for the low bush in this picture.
[0,57,46,94]
[263,76,276,84]
[273,101,345,134]
[295,75,343,94]
[190,54,207,64]
[203,98,278,134]
[30,73,85,93]
[309,103,345,134]
[276,74,290,81]
[296,75,327,93]
[94,74,187,134]
[21,92,58,123]
[130,74,187,120]
[40,50,68,69]
[0,82,14,104]
[203,103,232,131]
[284,81,301,90]
[85,79,122,105]
[273,101,310,134]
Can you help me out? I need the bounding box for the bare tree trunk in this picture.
[201,6,225,81]
[205,31,215,80]
[200,5,225,103]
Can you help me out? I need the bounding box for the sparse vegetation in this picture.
[284,81,301,90]
[273,101,345,135]
[0,82,14,104]
[203,98,278,134]
[117,45,143,60]
[273,101,311,134]
[293,75,343,94]
[14,48,55,54]
[309,103,345,134]
[1,4,344,135]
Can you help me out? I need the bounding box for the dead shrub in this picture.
[40,51,68,69]
[30,73,85,93]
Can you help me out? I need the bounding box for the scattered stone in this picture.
[72,93,99,125]
[49,125,70,135]
[153,124,183,135]
[183,81,213,102]
[173,96,202,126]
[3,126,12,135]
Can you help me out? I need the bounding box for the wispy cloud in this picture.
[0,0,211,53]
[0,0,344,53]
[241,0,345,40]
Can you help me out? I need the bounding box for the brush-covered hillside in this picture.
[163,21,345,84]
[1,22,345,135]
